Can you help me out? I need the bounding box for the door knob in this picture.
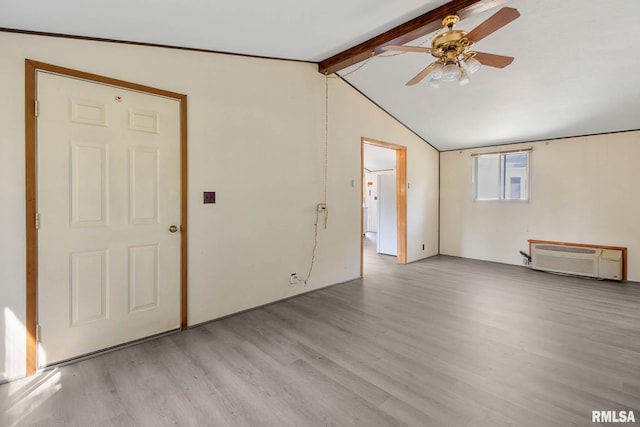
[169,225,179,233]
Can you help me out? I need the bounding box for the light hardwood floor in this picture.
[2,235,640,426]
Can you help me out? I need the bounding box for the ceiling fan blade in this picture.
[465,7,520,44]
[381,45,439,54]
[406,62,438,86]
[473,52,514,68]
[458,0,512,21]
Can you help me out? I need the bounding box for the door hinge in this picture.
[36,324,42,343]
[35,212,40,229]
[34,100,39,117]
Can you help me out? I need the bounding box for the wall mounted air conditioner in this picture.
[529,241,624,281]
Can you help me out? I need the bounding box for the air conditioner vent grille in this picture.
[536,245,596,254]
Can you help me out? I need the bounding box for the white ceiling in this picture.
[0,0,450,61]
[3,0,640,151]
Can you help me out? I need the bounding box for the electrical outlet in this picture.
[290,273,298,285]
[317,203,327,212]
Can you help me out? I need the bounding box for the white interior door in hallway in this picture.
[377,174,397,256]
[36,71,182,366]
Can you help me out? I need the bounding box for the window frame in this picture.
[472,149,530,202]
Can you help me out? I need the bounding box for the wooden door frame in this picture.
[25,59,189,375]
[361,137,407,276]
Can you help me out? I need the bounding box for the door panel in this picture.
[130,147,160,224]
[129,244,160,312]
[70,250,108,325]
[37,71,181,366]
[71,141,108,226]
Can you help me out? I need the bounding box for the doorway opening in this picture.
[361,138,407,276]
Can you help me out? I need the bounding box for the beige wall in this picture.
[0,32,439,381]
[440,132,640,281]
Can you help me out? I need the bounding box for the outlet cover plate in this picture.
[203,192,216,204]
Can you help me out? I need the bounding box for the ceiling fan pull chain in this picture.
[335,51,376,78]
[324,72,329,212]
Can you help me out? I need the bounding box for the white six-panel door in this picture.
[36,71,181,366]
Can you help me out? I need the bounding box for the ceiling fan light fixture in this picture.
[441,62,461,82]
[429,64,443,80]
[459,70,470,86]
[428,77,441,88]
[383,7,519,88]
[464,56,482,75]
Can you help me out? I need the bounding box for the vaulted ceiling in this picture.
[2,0,640,151]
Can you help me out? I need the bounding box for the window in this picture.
[474,151,529,201]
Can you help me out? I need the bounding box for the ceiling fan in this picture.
[381,7,520,87]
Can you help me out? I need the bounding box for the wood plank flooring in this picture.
[2,234,640,426]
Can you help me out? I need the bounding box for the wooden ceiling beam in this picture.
[318,0,509,75]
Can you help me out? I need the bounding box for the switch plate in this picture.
[203,192,216,204]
